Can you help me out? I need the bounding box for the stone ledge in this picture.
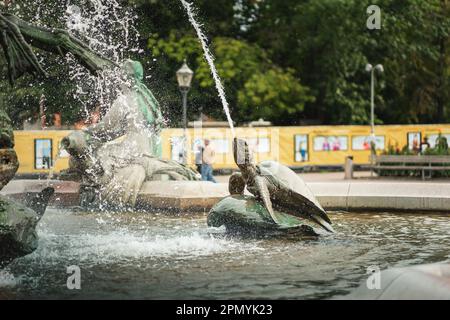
[1,179,449,213]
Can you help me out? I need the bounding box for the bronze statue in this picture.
[208,138,334,237]
[0,11,113,84]
[231,138,334,232]
[0,11,199,209]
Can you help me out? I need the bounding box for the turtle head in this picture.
[233,138,253,168]
[229,172,245,195]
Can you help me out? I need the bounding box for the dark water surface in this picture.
[1,209,449,299]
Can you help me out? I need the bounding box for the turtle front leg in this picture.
[254,175,279,224]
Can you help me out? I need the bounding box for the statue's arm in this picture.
[84,95,128,144]
[0,12,115,84]
[0,12,47,83]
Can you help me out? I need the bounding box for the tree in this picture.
[1,0,448,127]
[239,0,449,124]
[148,32,313,125]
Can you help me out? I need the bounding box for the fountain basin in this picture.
[1,180,450,213]
[1,210,449,299]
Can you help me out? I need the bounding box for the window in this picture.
[313,136,348,151]
[35,139,52,169]
[294,134,309,162]
[427,133,450,148]
[246,137,270,153]
[352,135,385,151]
[407,132,421,152]
[170,136,185,163]
[211,139,229,154]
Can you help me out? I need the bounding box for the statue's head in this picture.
[61,131,89,158]
[122,59,144,81]
[228,172,245,195]
[233,138,253,168]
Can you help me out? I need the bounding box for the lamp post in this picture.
[176,60,194,164]
[365,63,383,174]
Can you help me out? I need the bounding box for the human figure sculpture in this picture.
[0,11,199,209]
[62,60,200,208]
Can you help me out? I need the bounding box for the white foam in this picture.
[31,230,262,265]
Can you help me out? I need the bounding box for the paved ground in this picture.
[215,171,450,184]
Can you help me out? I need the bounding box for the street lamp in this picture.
[176,59,194,164]
[366,63,383,174]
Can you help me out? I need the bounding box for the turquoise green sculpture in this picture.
[0,121,54,268]
[0,187,54,268]
[208,195,320,238]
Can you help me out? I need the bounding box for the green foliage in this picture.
[148,32,312,124]
[0,56,87,128]
[425,133,449,155]
[241,0,449,124]
[238,68,314,123]
[0,0,448,127]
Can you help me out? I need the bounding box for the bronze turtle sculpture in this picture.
[230,138,334,233]
[208,174,320,238]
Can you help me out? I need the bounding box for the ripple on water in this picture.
[4,209,450,299]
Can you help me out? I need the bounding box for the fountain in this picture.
[60,59,201,209]
[180,0,235,137]
[0,1,449,300]
[0,0,333,264]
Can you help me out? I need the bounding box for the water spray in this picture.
[180,0,236,138]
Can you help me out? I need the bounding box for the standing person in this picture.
[201,139,216,183]
[300,141,307,162]
[412,134,420,153]
[195,142,204,174]
[420,137,430,154]
[322,137,330,151]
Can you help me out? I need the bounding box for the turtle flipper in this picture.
[306,210,334,233]
[254,175,279,224]
[269,187,334,232]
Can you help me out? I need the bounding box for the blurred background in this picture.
[0,0,448,129]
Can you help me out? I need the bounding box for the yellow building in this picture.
[13,124,450,175]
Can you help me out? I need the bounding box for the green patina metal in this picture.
[0,12,114,84]
[208,195,319,237]
[124,59,163,157]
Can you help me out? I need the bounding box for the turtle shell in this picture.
[258,161,333,232]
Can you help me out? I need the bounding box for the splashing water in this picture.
[10,0,139,116]
[46,142,64,186]
[0,270,17,288]
[10,1,156,188]
[180,0,236,137]
[63,0,140,116]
